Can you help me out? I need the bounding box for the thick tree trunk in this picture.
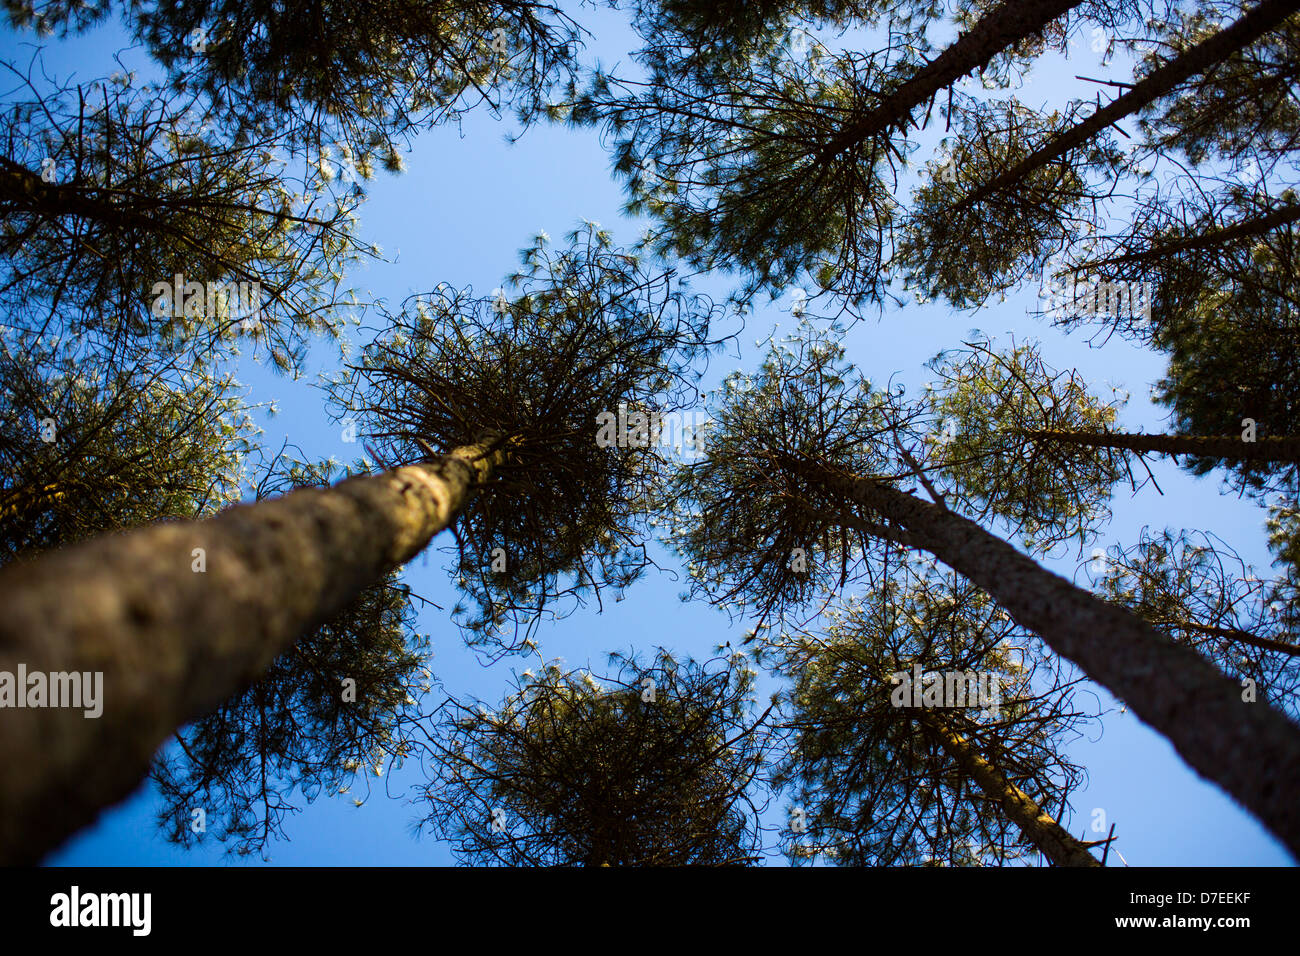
[1023,428,1300,463]
[957,0,1300,210]
[913,709,1101,866]
[816,0,1084,161]
[0,439,505,863]
[795,456,1300,859]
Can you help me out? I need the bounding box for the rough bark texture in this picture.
[798,457,1300,859]
[914,708,1101,866]
[957,0,1300,210]
[1023,429,1300,463]
[817,0,1084,160]
[0,441,503,864]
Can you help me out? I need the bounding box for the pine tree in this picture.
[932,338,1298,512]
[150,456,432,858]
[330,225,718,651]
[571,0,1089,303]
[770,565,1104,866]
[0,225,714,863]
[416,650,770,866]
[1094,527,1300,716]
[1038,187,1300,498]
[1139,4,1300,168]
[128,0,583,159]
[0,74,366,371]
[669,329,1300,859]
[954,0,1297,212]
[0,330,256,563]
[898,1,1300,308]
[1063,189,1300,289]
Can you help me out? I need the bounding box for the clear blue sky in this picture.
[4,3,1291,866]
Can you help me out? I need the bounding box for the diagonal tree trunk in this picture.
[0,438,507,864]
[955,0,1300,211]
[814,0,1085,162]
[791,454,1300,859]
[1022,428,1300,463]
[1160,620,1300,659]
[913,708,1102,866]
[1076,202,1300,273]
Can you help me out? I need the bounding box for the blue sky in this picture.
[4,3,1292,865]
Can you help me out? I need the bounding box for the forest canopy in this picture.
[0,0,1297,870]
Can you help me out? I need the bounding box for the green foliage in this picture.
[669,328,1127,624]
[0,330,256,563]
[955,0,1155,85]
[3,0,114,34]
[1267,497,1300,576]
[767,563,1093,866]
[896,99,1114,308]
[925,339,1128,549]
[1043,186,1300,507]
[1094,527,1300,717]
[1151,222,1300,496]
[1139,6,1300,166]
[333,223,720,651]
[667,324,895,623]
[572,40,903,304]
[575,0,1157,306]
[417,650,770,865]
[628,0,940,85]
[129,0,583,159]
[1,72,367,372]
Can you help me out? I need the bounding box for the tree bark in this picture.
[956,0,1300,211]
[794,455,1300,859]
[815,0,1084,162]
[0,156,171,232]
[1022,428,1300,463]
[913,708,1101,866]
[0,439,505,864]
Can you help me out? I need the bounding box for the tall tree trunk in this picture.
[913,708,1101,866]
[0,439,506,864]
[1022,428,1300,463]
[956,0,1300,211]
[815,0,1084,161]
[792,454,1300,859]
